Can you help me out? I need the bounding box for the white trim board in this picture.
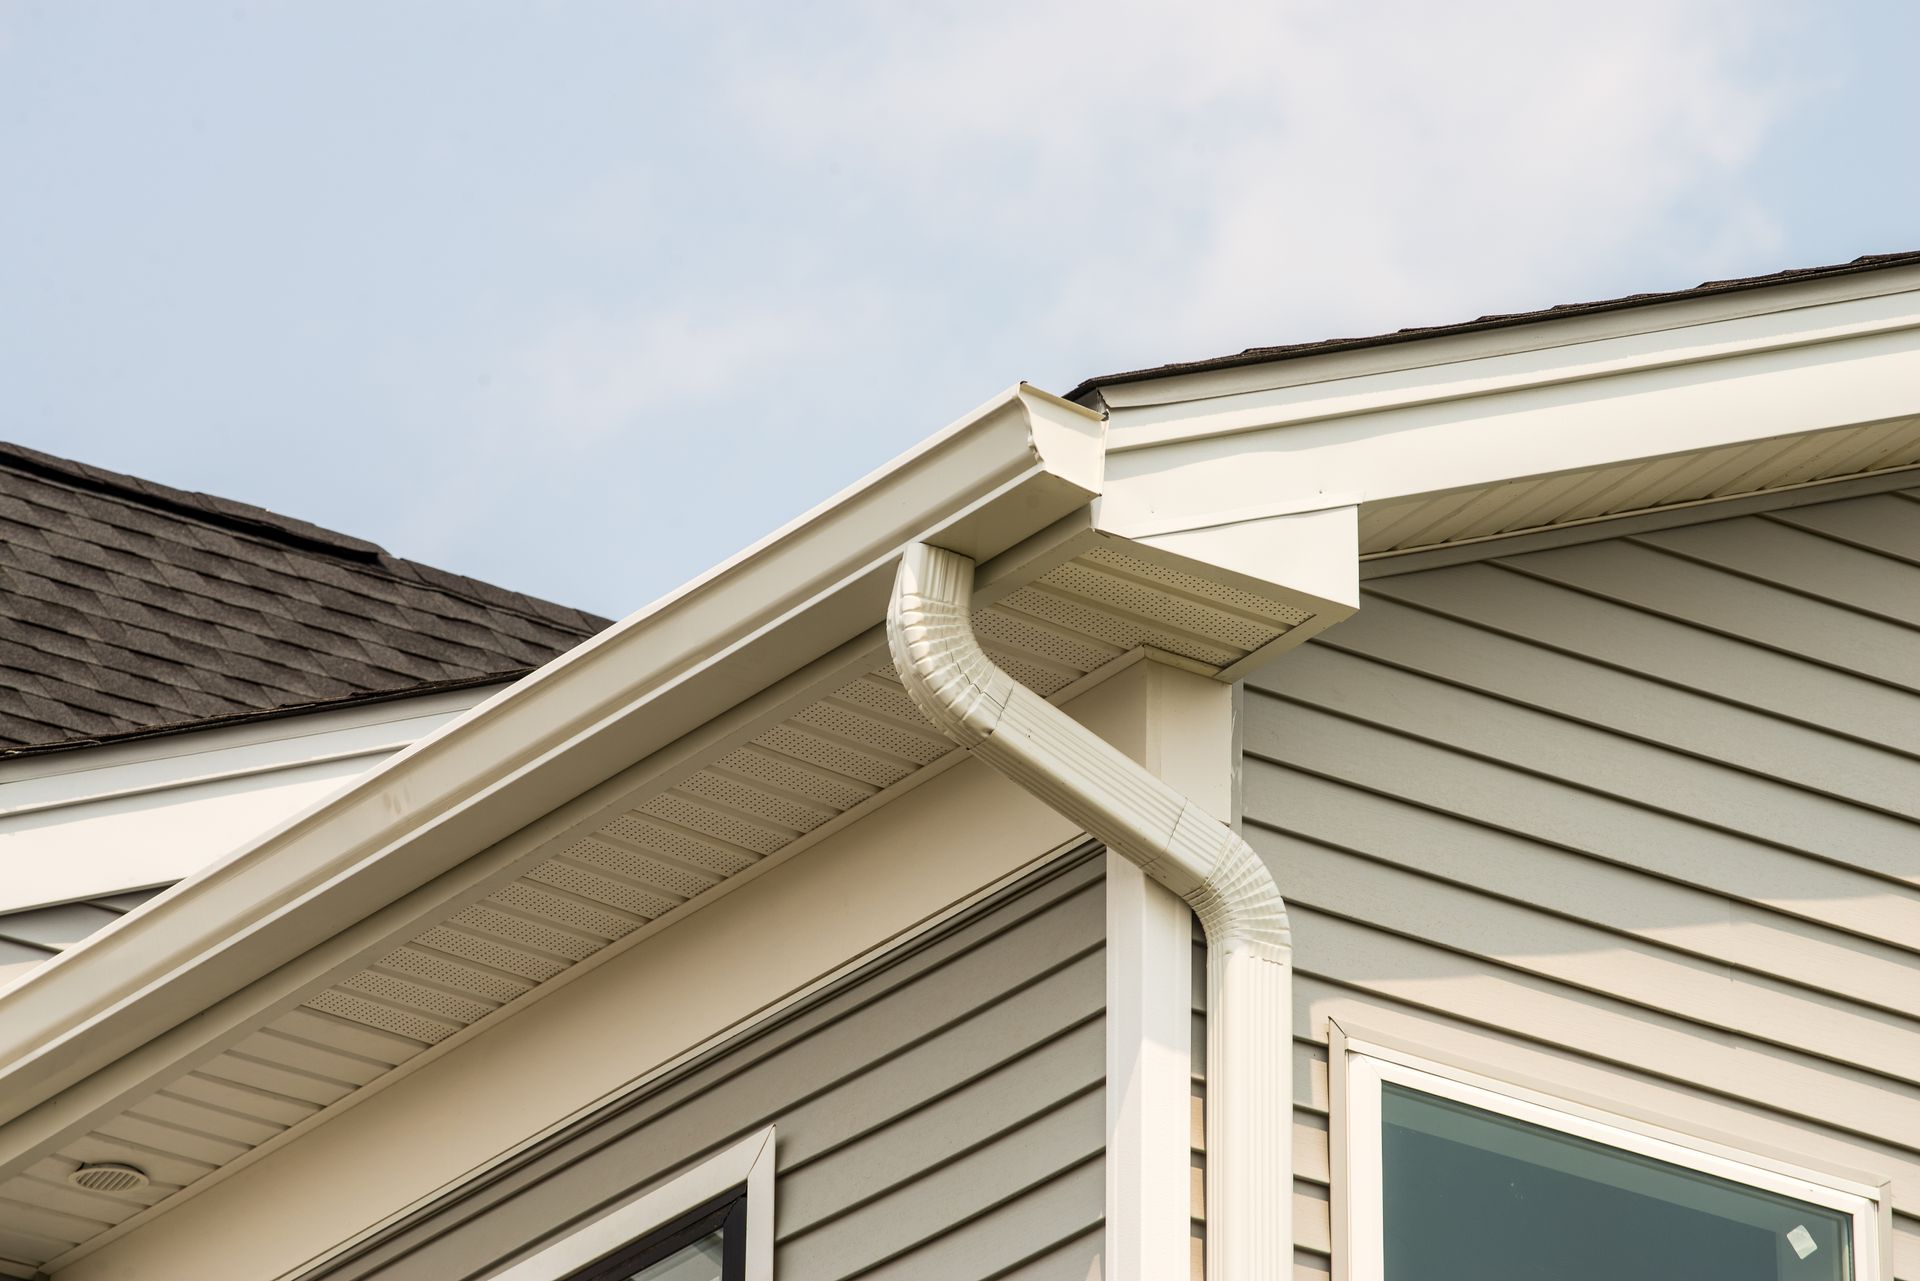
[1104,853,1192,1281]
[1096,278,1920,544]
[0,686,502,795]
[0,688,498,915]
[1092,262,1920,412]
[490,1126,775,1281]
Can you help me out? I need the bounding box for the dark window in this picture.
[560,1190,747,1281]
[1382,1084,1853,1281]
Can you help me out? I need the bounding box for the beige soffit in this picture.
[0,383,1354,1277]
[0,383,1100,1108]
[0,384,1103,1274]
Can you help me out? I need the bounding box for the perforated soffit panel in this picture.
[1359,414,1920,556]
[0,538,1315,1275]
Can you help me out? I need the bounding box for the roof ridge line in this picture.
[0,441,611,636]
[0,441,387,562]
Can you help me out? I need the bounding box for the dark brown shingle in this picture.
[0,442,610,752]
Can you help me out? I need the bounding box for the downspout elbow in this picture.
[887,545,1292,956]
[889,541,1292,1281]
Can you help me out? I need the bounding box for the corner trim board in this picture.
[1104,852,1193,1280]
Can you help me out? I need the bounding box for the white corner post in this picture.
[888,543,1293,1281]
[1106,847,1196,1280]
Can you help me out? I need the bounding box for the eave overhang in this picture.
[7,259,1920,1276]
[1095,259,1920,564]
[0,382,1344,1276]
[0,384,1103,1114]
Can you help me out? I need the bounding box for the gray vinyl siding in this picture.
[311,847,1106,1281]
[0,887,167,986]
[1240,489,1920,1281]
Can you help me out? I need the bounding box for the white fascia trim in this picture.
[0,384,1105,1131]
[1095,262,1920,412]
[1094,276,1920,538]
[1107,299,1920,450]
[0,688,500,915]
[888,542,1291,1281]
[0,686,500,796]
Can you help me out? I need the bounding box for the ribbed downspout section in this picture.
[888,543,1292,1281]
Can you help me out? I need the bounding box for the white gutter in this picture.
[0,384,1104,1135]
[888,542,1291,1281]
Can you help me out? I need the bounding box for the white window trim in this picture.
[1340,1044,1882,1281]
[490,1126,775,1281]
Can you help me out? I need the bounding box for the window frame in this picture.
[490,1126,774,1281]
[1339,1043,1883,1281]
[561,1191,745,1281]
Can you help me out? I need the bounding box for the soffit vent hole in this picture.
[69,1163,150,1193]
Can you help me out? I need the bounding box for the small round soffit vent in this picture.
[68,1163,150,1193]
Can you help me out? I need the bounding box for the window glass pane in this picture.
[626,1230,725,1281]
[1383,1083,1851,1281]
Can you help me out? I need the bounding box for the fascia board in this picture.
[0,689,501,915]
[1095,281,1920,538]
[0,687,498,796]
[1094,262,1920,411]
[0,383,1104,1132]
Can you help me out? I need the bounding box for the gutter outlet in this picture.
[888,542,1293,1281]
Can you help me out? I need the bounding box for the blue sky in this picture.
[2,2,1915,619]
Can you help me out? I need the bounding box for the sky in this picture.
[2,1,1916,621]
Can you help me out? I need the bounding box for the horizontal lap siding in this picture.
[317,850,1106,1281]
[1241,490,1920,1281]
[0,888,166,989]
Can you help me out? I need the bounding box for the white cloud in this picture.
[397,0,1810,612]
[512,301,831,449]
[716,0,1798,363]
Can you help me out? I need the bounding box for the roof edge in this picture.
[0,383,1105,1141]
[1066,250,1920,403]
[0,440,612,639]
[0,673,529,762]
[0,441,388,561]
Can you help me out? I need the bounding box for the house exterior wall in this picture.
[308,847,1107,1281]
[50,729,1095,1281]
[0,889,165,990]
[1239,488,1920,1281]
[0,687,497,921]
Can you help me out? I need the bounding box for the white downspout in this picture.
[888,542,1292,1281]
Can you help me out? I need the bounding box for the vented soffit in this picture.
[0,384,1354,1276]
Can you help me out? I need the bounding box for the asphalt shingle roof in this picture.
[0,441,611,753]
